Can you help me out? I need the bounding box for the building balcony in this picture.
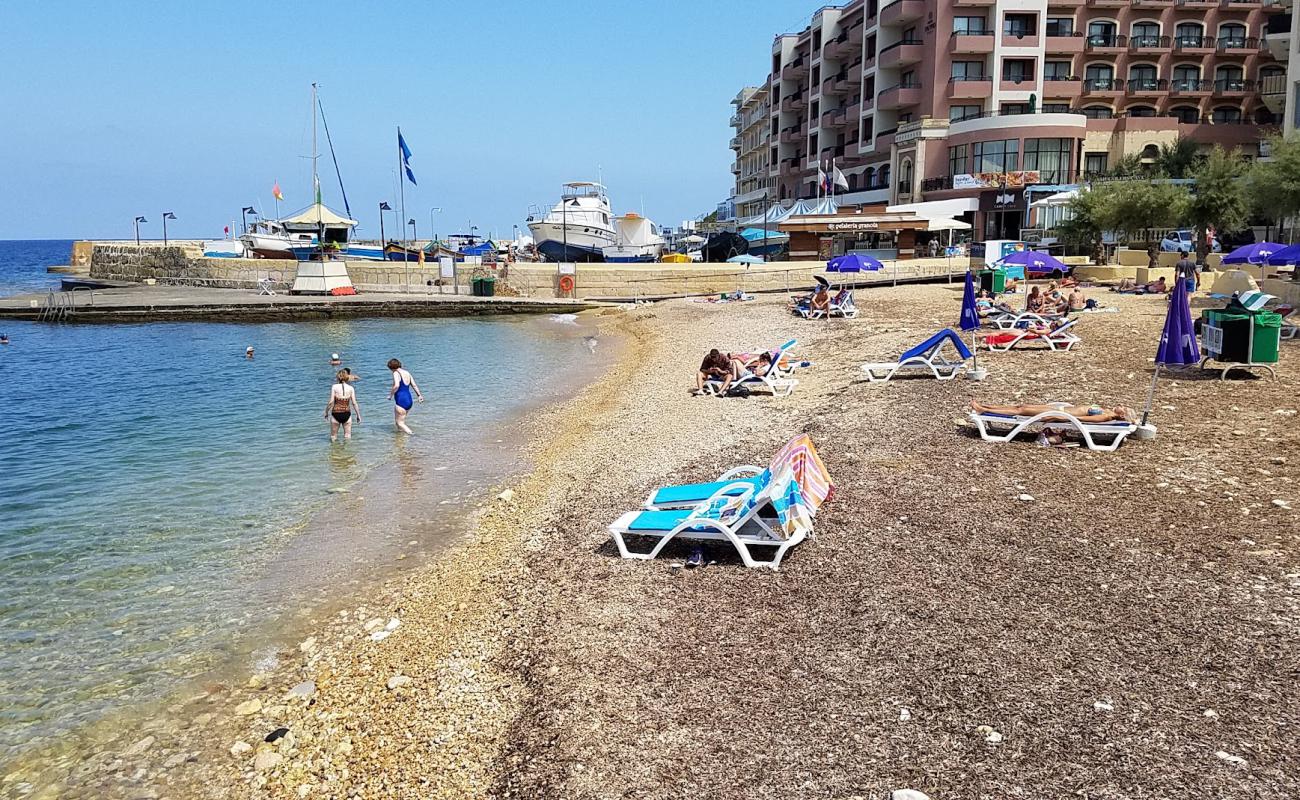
[824,36,854,60]
[780,96,807,113]
[948,75,994,99]
[1047,0,1085,6]
[781,60,809,80]
[730,136,741,150]
[1046,33,1085,53]
[877,82,923,109]
[1083,77,1126,95]
[950,30,995,54]
[1086,34,1128,53]
[1214,78,1257,95]
[862,94,875,111]
[1130,35,1171,51]
[729,113,741,127]
[779,129,802,144]
[849,62,863,81]
[1174,35,1218,54]
[731,162,740,174]
[1218,37,1263,54]
[880,0,925,26]
[1133,0,1173,6]
[1000,76,1038,92]
[879,39,925,68]
[844,101,862,119]
[1086,0,1129,6]
[1171,78,1214,95]
[953,0,996,6]
[1261,72,1286,112]
[1002,33,1040,49]
[1042,76,1083,98]
[779,161,798,177]
[1220,0,1264,7]
[1175,0,1219,7]
[1127,77,1169,95]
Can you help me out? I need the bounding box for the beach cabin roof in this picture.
[280,202,359,228]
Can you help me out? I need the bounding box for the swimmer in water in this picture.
[245,346,255,359]
[386,358,424,434]
[329,353,342,366]
[0,334,8,345]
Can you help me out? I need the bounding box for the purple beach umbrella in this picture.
[1141,276,1200,426]
[1221,242,1283,265]
[827,253,884,272]
[994,249,1070,275]
[959,269,982,376]
[1264,243,1300,266]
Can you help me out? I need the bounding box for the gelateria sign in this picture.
[826,220,881,231]
[953,171,1042,190]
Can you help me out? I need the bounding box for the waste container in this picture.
[978,269,1007,294]
[481,276,496,297]
[1202,310,1251,362]
[1250,311,1282,363]
[470,277,485,296]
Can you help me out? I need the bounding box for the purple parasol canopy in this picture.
[827,253,884,272]
[1221,242,1283,265]
[1154,275,1200,366]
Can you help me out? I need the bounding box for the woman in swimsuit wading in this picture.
[325,369,361,442]
[387,358,424,434]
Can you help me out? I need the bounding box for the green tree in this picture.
[1106,153,1145,178]
[1107,180,1188,245]
[1155,137,1202,178]
[1185,146,1249,260]
[1245,134,1300,240]
[1057,187,1108,263]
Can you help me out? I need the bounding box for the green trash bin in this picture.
[470,277,484,296]
[1213,311,1252,362]
[481,276,496,297]
[1250,311,1282,363]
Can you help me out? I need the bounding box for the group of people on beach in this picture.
[693,348,774,395]
[325,358,425,441]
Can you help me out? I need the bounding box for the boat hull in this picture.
[536,239,606,263]
[529,221,614,263]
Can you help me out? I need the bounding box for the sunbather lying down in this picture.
[970,400,1135,423]
[1114,277,1167,294]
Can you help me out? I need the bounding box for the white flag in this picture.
[833,165,849,190]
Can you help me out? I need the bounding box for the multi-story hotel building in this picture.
[730,86,774,220]
[730,0,1283,240]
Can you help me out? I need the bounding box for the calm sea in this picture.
[0,241,605,771]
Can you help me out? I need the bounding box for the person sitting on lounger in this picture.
[694,348,733,395]
[970,399,1134,423]
[976,290,997,317]
[732,351,774,379]
[808,285,831,317]
[1026,286,1046,313]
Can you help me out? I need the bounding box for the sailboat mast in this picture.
[311,82,322,247]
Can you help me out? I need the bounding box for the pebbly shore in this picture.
[21,284,1300,799]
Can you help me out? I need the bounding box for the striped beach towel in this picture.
[766,435,834,539]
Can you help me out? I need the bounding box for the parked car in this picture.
[1160,229,1222,253]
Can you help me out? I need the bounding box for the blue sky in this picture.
[1,1,817,241]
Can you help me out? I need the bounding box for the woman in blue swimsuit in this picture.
[386,358,424,434]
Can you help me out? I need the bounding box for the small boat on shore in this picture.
[602,213,665,263]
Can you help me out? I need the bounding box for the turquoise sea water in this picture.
[0,241,602,767]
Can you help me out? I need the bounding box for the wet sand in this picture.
[29,286,1300,799]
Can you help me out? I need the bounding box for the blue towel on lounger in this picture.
[899,328,973,362]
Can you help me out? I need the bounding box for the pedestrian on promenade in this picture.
[386,358,424,434]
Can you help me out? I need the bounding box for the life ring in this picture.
[558,275,575,292]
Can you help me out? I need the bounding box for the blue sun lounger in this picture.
[644,465,768,509]
[862,328,973,382]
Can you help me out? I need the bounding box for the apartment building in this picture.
[736,0,1281,241]
[730,86,774,220]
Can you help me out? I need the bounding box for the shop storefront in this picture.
[979,189,1026,241]
[778,212,931,260]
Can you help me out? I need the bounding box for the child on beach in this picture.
[387,358,424,434]
[326,370,361,442]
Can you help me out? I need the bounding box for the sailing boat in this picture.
[289,84,358,294]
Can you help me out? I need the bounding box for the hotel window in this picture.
[1044,61,1072,80]
[953,16,987,34]
[949,143,969,176]
[1215,65,1244,91]
[952,61,986,79]
[1085,63,1114,89]
[1218,23,1247,48]
[1004,13,1036,38]
[1128,64,1159,90]
[1000,103,1031,115]
[866,34,876,59]
[1128,105,1158,117]
[899,159,914,191]
[1212,106,1243,123]
[1169,105,1200,123]
[1084,152,1108,175]
[1087,21,1117,47]
[1003,59,1034,83]
[1175,22,1204,48]
[1046,18,1073,37]
[899,113,913,123]
[972,139,1019,173]
[902,26,919,44]
[1042,103,1071,113]
[1022,138,1072,183]
[901,69,917,87]
[950,104,983,122]
[1131,21,1161,48]
[1172,65,1201,91]
[1081,105,1113,119]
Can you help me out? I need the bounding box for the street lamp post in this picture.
[162,212,177,246]
[408,218,417,245]
[241,206,256,234]
[429,207,443,248]
[134,215,148,246]
[379,201,391,246]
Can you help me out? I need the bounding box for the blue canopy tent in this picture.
[1141,276,1199,428]
[739,227,789,258]
[1221,242,1283,265]
[459,240,496,257]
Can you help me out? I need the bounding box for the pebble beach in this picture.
[28,284,1300,799]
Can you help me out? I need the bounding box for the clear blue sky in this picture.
[1,1,819,241]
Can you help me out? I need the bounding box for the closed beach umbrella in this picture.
[1222,242,1283,265]
[959,269,982,376]
[1140,276,1200,426]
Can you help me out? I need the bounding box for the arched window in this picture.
[1084,63,1114,91]
[1087,20,1118,47]
[847,172,859,191]
[1215,65,1244,92]
[1128,105,1158,117]
[1212,106,1242,124]
[864,166,876,187]
[1140,143,1161,162]
[878,163,891,188]
[1128,63,1159,91]
[899,159,914,191]
[1174,22,1204,48]
[1171,64,1201,92]
[1130,20,1161,48]
[1081,105,1113,119]
[1218,23,1247,48]
[1169,105,1200,124]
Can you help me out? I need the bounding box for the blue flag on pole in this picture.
[398,130,417,186]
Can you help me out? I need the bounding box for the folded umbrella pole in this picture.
[1141,276,1199,429]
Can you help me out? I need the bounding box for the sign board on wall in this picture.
[953,171,1042,190]
[979,190,1026,212]
[827,220,881,231]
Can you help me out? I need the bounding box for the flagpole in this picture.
[398,126,408,292]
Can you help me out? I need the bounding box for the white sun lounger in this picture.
[983,317,1080,352]
[798,290,857,320]
[705,339,800,397]
[969,403,1137,452]
[609,483,804,570]
[862,328,973,382]
[989,310,1064,330]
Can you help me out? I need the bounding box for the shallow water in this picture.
[0,241,609,770]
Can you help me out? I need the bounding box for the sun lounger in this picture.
[610,434,833,570]
[982,317,1080,352]
[797,289,857,319]
[862,328,972,382]
[644,465,765,509]
[989,310,1064,330]
[705,339,800,397]
[968,403,1136,452]
[1279,304,1298,340]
